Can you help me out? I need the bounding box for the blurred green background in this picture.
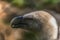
[6,0,60,10]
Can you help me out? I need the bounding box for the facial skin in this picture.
[10,11,58,40]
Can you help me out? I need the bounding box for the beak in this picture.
[10,16,33,28]
[10,16,24,28]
